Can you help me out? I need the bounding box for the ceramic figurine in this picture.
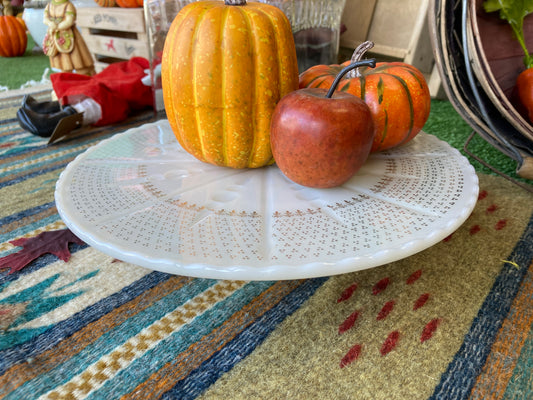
[42,0,95,75]
[1,0,13,16]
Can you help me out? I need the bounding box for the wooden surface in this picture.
[76,7,146,33]
[341,0,442,97]
[77,7,149,72]
[341,0,429,62]
[340,0,377,49]
[80,28,149,60]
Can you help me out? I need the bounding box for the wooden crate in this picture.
[341,0,444,98]
[77,7,149,72]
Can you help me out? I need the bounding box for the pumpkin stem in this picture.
[346,41,375,79]
[224,0,246,5]
[326,59,376,98]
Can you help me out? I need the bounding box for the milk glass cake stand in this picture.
[55,119,479,280]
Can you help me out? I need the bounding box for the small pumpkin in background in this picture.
[115,0,142,7]
[0,15,27,57]
[299,41,431,152]
[94,0,117,7]
[162,0,299,168]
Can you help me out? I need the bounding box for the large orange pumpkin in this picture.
[115,0,142,7]
[162,0,299,168]
[299,41,431,152]
[0,15,27,58]
[16,16,27,31]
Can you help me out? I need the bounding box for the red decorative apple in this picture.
[271,59,376,188]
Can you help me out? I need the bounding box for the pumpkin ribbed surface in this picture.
[162,1,299,168]
[0,15,27,58]
[299,62,431,152]
[115,0,142,7]
[94,0,117,7]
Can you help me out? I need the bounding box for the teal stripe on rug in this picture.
[0,163,65,190]
[0,138,46,158]
[0,128,36,142]
[86,280,276,400]
[0,132,43,148]
[0,273,85,350]
[1,147,88,177]
[0,269,167,380]
[162,278,327,400]
[0,122,30,134]
[430,213,533,399]
[0,121,151,183]
[502,324,533,399]
[4,278,219,400]
[0,129,100,166]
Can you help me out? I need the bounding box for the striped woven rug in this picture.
[0,89,532,400]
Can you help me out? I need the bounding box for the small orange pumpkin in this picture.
[93,0,117,7]
[299,41,431,152]
[0,15,27,58]
[115,0,142,7]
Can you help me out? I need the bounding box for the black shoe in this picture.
[17,106,78,137]
[22,94,61,114]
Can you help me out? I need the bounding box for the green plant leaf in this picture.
[483,0,533,68]
[484,0,533,18]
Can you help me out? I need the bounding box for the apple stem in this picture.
[326,59,376,98]
[347,41,375,79]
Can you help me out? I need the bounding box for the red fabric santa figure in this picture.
[17,57,156,138]
[51,57,154,126]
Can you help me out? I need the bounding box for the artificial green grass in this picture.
[424,99,529,184]
[0,35,51,90]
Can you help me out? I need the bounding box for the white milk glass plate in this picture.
[55,119,479,280]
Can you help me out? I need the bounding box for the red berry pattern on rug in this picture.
[340,344,363,368]
[421,318,442,343]
[377,300,395,320]
[337,283,358,303]
[413,293,430,311]
[444,189,510,242]
[372,277,390,295]
[338,269,436,368]
[337,189,512,368]
[380,330,400,355]
[339,310,361,335]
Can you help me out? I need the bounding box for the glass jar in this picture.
[143,0,347,110]
[257,0,347,72]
